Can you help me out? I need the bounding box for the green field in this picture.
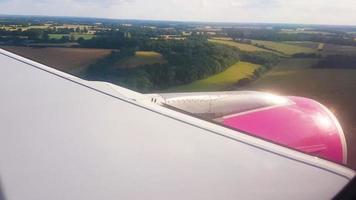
[251,40,316,55]
[169,62,260,92]
[48,33,95,40]
[208,39,275,53]
[113,51,166,69]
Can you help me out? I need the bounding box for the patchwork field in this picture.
[208,39,274,53]
[113,51,166,69]
[0,46,112,75]
[251,40,316,55]
[244,58,356,168]
[169,62,260,92]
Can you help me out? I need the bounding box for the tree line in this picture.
[85,38,280,92]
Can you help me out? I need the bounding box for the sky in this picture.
[0,0,356,25]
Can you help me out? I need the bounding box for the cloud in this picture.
[0,0,355,25]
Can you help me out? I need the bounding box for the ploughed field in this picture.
[0,46,112,75]
[244,58,356,169]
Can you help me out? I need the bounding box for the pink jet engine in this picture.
[161,91,347,164]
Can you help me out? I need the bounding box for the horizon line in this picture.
[1,13,356,27]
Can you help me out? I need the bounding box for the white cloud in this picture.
[0,0,355,25]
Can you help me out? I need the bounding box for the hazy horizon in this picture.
[0,0,356,26]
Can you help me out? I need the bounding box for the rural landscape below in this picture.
[1,15,356,169]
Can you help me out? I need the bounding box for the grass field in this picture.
[244,58,356,168]
[0,46,111,75]
[113,51,166,69]
[169,62,260,92]
[208,39,275,53]
[49,33,95,40]
[283,41,320,49]
[251,40,316,55]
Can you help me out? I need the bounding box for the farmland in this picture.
[209,38,316,56]
[251,40,316,55]
[321,43,356,55]
[169,62,260,92]
[0,46,112,75]
[208,38,274,53]
[245,58,356,168]
[0,24,91,31]
[0,24,50,31]
[113,51,166,69]
[285,41,356,55]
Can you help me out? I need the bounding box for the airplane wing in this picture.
[0,48,355,200]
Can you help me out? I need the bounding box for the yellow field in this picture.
[135,51,162,57]
[251,40,316,55]
[114,51,166,69]
[169,62,260,92]
[208,39,274,53]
